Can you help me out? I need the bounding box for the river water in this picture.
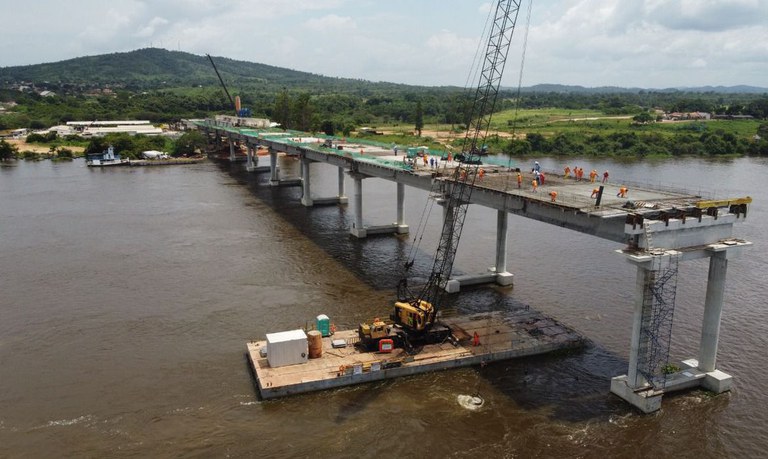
[1,155,765,458]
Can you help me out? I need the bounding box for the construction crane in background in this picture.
[206,53,251,118]
[358,0,525,350]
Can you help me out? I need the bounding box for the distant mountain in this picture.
[0,48,413,93]
[1,48,765,96]
[522,83,768,94]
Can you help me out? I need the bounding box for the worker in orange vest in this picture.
[517,172,522,188]
[549,190,558,202]
[617,186,628,198]
[591,187,600,198]
[589,169,598,183]
[532,179,538,193]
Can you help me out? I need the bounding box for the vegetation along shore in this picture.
[1,48,767,161]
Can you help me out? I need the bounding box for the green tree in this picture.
[292,92,312,132]
[503,138,531,157]
[414,101,424,137]
[172,130,206,157]
[632,112,654,124]
[57,148,74,158]
[274,89,290,130]
[757,123,768,139]
[0,139,19,160]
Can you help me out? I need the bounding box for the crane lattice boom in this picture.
[415,0,523,322]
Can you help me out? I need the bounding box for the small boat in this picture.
[86,145,129,167]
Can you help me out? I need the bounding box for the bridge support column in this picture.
[337,167,348,204]
[395,183,409,234]
[269,148,280,186]
[443,204,508,293]
[494,210,513,286]
[698,251,727,373]
[246,145,254,171]
[611,241,748,413]
[229,140,236,162]
[350,173,367,238]
[301,157,313,207]
[349,174,406,237]
[610,260,663,413]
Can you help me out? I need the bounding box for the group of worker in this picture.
[527,161,557,201]
[527,161,626,203]
[564,165,586,181]
[590,185,628,199]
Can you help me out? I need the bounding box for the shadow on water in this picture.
[446,285,634,422]
[479,345,632,422]
[220,161,442,291]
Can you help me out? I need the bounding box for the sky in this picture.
[1,0,766,89]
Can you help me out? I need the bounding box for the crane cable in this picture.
[402,6,495,279]
[473,0,534,407]
[503,0,533,192]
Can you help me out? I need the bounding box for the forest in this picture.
[1,48,767,159]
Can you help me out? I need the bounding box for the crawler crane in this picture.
[358,0,525,350]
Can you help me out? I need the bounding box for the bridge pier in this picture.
[445,208,513,293]
[300,157,313,206]
[349,174,409,238]
[301,159,349,207]
[268,148,281,185]
[699,250,728,373]
[395,183,409,234]
[350,173,366,238]
[611,241,748,413]
[246,144,254,170]
[337,167,348,205]
[245,144,270,172]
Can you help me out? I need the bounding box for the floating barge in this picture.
[247,310,585,399]
[126,157,205,166]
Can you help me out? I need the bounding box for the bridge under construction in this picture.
[197,120,752,413]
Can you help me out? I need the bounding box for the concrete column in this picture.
[246,145,254,171]
[338,167,345,196]
[494,210,513,286]
[395,183,409,234]
[229,140,236,162]
[627,264,652,388]
[337,167,348,204]
[698,252,728,372]
[441,199,451,226]
[269,147,279,185]
[350,174,366,237]
[495,210,508,273]
[301,157,313,207]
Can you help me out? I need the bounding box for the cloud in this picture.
[1,0,766,88]
[304,14,356,31]
[135,17,171,38]
[645,0,767,32]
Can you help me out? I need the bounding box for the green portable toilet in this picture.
[316,314,331,337]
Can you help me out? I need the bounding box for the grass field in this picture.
[350,107,765,157]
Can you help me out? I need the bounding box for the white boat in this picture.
[86,146,129,167]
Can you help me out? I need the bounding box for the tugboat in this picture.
[86,145,128,167]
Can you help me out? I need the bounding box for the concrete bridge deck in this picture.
[197,121,750,251]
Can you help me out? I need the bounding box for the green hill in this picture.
[0,47,418,94]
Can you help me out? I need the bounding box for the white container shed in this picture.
[266,329,308,368]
